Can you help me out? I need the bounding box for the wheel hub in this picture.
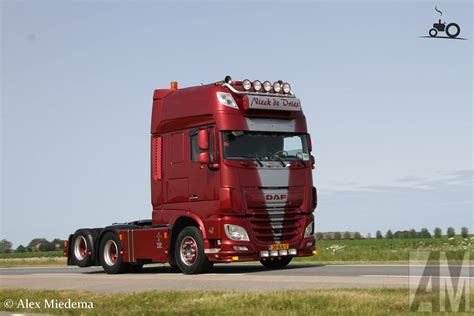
[103,240,118,266]
[180,236,198,266]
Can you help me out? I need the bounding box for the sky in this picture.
[1,1,472,246]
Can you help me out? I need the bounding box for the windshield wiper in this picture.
[286,155,305,163]
[235,155,264,167]
[272,155,287,167]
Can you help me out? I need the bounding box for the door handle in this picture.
[189,195,199,201]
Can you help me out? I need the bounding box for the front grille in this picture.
[249,207,302,243]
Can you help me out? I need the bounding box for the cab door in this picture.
[188,126,220,205]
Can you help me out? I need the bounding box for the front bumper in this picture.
[205,215,316,263]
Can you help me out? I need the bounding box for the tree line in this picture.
[316,227,469,241]
[376,226,469,239]
[0,238,65,254]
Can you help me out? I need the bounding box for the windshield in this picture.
[222,131,310,161]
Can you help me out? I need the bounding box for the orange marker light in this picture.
[64,241,68,248]
[170,81,178,89]
[119,233,123,241]
[163,232,168,239]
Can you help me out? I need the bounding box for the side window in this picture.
[190,134,200,162]
[190,127,215,162]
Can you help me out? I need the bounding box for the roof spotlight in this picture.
[273,82,282,93]
[282,82,291,94]
[224,75,233,84]
[253,80,262,91]
[242,79,252,91]
[263,81,272,92]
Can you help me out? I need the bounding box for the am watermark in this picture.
[409,251,471,312]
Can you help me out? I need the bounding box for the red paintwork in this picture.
[125,80,317,264]
[110,80,316,265]
[120,227,170,263]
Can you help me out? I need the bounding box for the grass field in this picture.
[295,236,473,263]
[0,237,471,267]
[0,251,63,259]
[0,288,472,315]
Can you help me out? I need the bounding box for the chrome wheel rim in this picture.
[103,240,118,266]
[180,236,198,266]
[73,235,87,261]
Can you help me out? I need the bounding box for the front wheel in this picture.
[174,226,213,274]
[260,257,293,269]
[429,28,438,37]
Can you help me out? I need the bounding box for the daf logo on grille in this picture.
[266,194,287,201]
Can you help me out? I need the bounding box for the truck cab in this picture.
[151,77,317,272]
[66,76,317,274]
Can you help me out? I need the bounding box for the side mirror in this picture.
[198,152,210,164]
[198,129,209,151]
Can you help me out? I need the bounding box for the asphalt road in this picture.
[1,264,472,293]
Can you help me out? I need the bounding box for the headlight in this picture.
[224,224,250,241]
[282,82,291,94]
[263,81,272,92]
[273,82,282,92]
[304,221,314,238]
[253,80,262,91]
[242,79,252,91]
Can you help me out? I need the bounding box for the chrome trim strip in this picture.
[221,83,296,98]
[204,248,221,254]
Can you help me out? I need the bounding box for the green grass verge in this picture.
[295,236,473,263]
[0,288,472,315]
[0,251,63,259]
[0,257,67,267]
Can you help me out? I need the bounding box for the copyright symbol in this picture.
[4,299,14,308]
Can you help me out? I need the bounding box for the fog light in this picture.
[312,250,319,255]
[233,246,248,251]
[270,250,279,257]
[260,251,269,257]
[288,249,297,255]
[279,250,288,256]
[232,256,239,261]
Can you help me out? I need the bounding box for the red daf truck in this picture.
[65,76,317,274]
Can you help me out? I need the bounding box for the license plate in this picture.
[270,243,289,251]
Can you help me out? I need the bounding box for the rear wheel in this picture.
[71,229,96,267]
[446,23,460,38]
[260,257,293,269]
[99,232,128,274]
[174,226,213,274]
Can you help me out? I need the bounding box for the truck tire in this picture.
[71,229,96,267]
[174,226,213,274]
[260,257,293,269]
[99,232,128,274]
